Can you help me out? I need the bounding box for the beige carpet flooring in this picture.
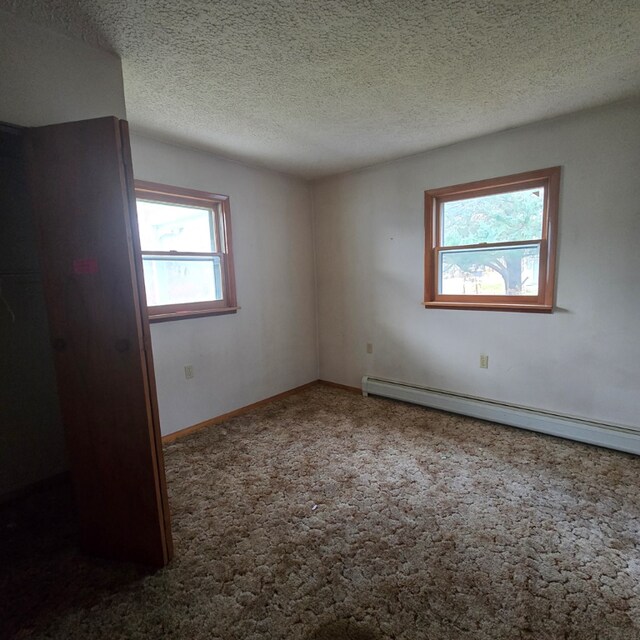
[2,385,640,639]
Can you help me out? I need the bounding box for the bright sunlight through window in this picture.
[135,181,237,321]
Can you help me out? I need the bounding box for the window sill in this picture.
[148,306,239,323]
[423,301,553,313]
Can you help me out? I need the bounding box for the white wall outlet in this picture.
[184,365,194,379]
[366,343,373,354]
[479,354,489,369]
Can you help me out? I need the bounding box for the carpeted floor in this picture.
[2,385,640,639]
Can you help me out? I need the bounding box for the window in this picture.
[134,181,237,321]
[424,167,560,312]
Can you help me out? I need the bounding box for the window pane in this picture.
[142,256,223,306]
[439,245,540,296]
[136,200,215,252]
[442,187,544,247]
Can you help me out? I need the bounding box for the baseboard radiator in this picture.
[361,376,640,456]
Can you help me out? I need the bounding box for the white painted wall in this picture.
[2,6,637,488]
[0,12,127,498]
[129,135,318,435]
[313,99,640,428]
[0,11,126,125]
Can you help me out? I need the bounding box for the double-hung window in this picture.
[134,181,237,321]
[424,167,560,312]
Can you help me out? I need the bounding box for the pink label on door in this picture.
[73,258,98,274]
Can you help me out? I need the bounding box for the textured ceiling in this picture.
[3,0,640,178]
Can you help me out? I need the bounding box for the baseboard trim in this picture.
[161,380,319,444]
[362,375,640,456]
[317,379,362,394]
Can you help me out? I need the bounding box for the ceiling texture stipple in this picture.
[2,0,640,179]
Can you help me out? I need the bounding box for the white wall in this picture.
[2,5,637,487]
[129,135,318,435]
[0,12,127,498]
[0,11,126,125]
[314,99,640,428]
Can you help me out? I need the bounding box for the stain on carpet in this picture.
[1,386,639,639]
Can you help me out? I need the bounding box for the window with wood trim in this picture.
[134,181,237,321]
[424,167,560,313]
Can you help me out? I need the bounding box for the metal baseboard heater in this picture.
[361,376,640,456]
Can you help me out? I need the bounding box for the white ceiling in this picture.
[3,0,640,179]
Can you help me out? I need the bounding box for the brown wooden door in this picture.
[25,117,172,566]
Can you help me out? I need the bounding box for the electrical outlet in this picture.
[366,343,373,354]
[184,365,194,379]
[479,354,489,369]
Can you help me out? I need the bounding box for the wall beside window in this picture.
[313,98,640,427]
[129,134,318,436]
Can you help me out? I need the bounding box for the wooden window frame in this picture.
[424,166,560,313]
[134,180,237,322]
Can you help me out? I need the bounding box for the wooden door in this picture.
[1,125,67,500]
[25,117,172,566]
